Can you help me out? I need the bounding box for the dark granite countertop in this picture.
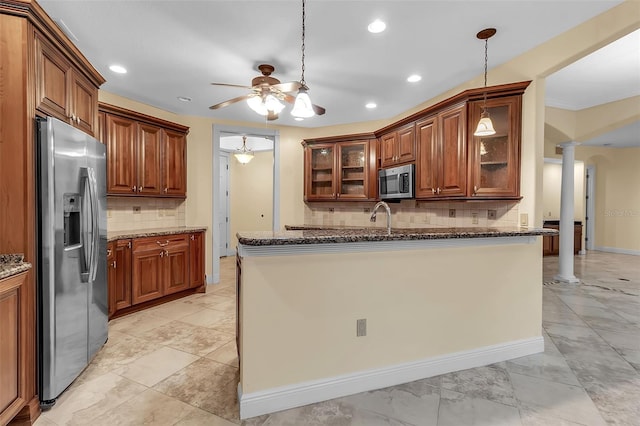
[108,226,207,242]
[0,254,32,280]
[237,225,558,246]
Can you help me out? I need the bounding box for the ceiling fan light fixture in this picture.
[291,87,315,118]
[265,94,285,114]
[234,136,254,164]
[247,96,268,115]
[474,27,497,138]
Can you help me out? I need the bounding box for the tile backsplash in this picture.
[304,200,520,229]
[107,197,185,231]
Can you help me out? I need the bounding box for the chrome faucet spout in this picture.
[370,201,392,235]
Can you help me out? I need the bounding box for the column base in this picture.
[554,274,580,284]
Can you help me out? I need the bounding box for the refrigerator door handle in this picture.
[87,166,99,282]
[80,168,91,282]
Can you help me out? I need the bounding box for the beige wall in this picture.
[229,150,273,249]
[542,161,585,221]
[101,0,640,278]
[240,241,542,393]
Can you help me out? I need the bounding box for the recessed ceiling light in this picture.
[407,74,422,83]
[367,19,386,34]
[109,64,127,74]
[177,96,192,102]
[365,102,377,109]
[294,117,304,121]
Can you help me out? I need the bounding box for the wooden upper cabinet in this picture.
[468,95,522,198]
[415,104,466,199]
[101,103,189,198]
[163,129,187,197]
[106,114,137,195]
[34,32,99,136]
[380,124,415,168]
[137,123,163,195]
[303,136,377,202]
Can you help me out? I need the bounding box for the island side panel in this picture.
[239,239,542,394]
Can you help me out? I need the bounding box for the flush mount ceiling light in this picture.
[234,136,254,164]
[177,96,192,102]
[365,102,377,109]
[474,28,497,137]
[291,0,317,118]
[407,74,422,83]
[368,19,386,33]
[109,64,127,74]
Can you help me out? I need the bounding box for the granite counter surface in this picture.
[237,225,558,246]
[108,226,207,242]
[0,254,32,280]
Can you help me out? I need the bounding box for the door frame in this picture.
[211,125,280,283]
[585,165,595,251]
[218,151,233,257]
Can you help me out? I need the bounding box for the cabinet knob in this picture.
[132,185,136,192]
[432,188,436,194]
[111,260,116,268]
[164,188,168,193]
[160,250,164,258]
[127,241,132,249]
[473,185,478,195]
[138,186,143,192]
[190,235,195,241]
[107,248,112,256]
[165,250,169,257]
[437,187,441,195]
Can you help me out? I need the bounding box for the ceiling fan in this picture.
[209,64,326,120]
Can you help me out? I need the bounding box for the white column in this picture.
[554,142,580,283]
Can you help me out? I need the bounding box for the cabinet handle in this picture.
[132,185,136,192]
[165,250,169,257]
[473,185,478,195]
[157,240,170,247]
[432,188,436,194]
[160,250,164,258]
[190,235,195,241]
[437,187,441,195]
[164,188,168,193]
[111,260,116,268]
[107,248,112,256]
[138,186,143,192]
[127,241,132,249]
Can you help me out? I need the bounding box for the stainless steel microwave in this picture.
[379,164,414,200]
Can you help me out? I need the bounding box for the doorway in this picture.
[585,165,595,251]
[211,125,280,283]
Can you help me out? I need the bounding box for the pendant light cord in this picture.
[300,0,306,88]
[482,38,488,109]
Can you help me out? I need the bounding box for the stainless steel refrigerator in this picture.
[36,117,108,407]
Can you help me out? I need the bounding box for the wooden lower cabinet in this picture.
[0,272,27,426]
[109,232,205,319]
[543,222,582,256]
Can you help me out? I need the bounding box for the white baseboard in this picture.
[594,246,640,256]
[239,336,543,420]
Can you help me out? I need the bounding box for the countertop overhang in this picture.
[237,225,557,247]
[0,254,32,280]
[107,226,207,242]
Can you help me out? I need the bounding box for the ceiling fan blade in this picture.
[209,94,251,110]
[312,104,326,115]
[272,81,302,93]
[210,82,253,89]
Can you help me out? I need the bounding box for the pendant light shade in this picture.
[474,28,497,138]
[234,136,254,164]
[291,0,316,118]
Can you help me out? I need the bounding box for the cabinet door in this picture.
[137,123,163,195]
[415,115,439,198]
[468,96,521,197]
[337,142,369,200]
[114,240,132,311]
[70,70,98,136]
[305,145,336,200]
[106,114,137,195]
[131,242,164,304]
[107,242,116,317]
[189,232,205,288]
[380,132,397,168]
[164,236,190,295]
[397,124,416,164]
[162,129,187,197]
[35,33,71,122]
[0,273,26,425]
[439,104,467,197]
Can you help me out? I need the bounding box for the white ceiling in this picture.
[39,0,636,148]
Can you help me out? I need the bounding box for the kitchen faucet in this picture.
[370,201,392,235]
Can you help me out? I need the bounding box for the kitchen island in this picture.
[235,226,555,419]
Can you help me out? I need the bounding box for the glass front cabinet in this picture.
[303,137,376,201]
[468,95,522,198]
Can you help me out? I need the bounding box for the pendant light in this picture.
[234,136,254,164]
[291,0,315,118]
[474,28,497,137]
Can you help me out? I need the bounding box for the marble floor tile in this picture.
[40,372,147,426]
[504,351,581,387]
[437,389,522,426]
[205,340,240,368]
[108,310,175,336]
[87,388,198,426]
[113,346,199,386]
[556,294,608,309]
[195,294,237,312]
[176,407,239,426]
[145,299,208,320]
[153,358,239,422]
[138,319,234,356]
[179,306,231,328]
[508,372,606,426]
[439,365,517,407]
[88,331,160,372]
[518,407,593,426]
[32,416,59,426]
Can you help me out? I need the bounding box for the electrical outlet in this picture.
[328,208,334,213]
[520,213,529,227]
[449,209,456,218]
[488,209,497,220]
[471,212,479,224]
[356,319,367,337]
[132,206,141,214]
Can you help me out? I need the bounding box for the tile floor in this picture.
[35,251,639,426]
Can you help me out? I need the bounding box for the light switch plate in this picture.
[520,213,529,227]
[488,209,497,220]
